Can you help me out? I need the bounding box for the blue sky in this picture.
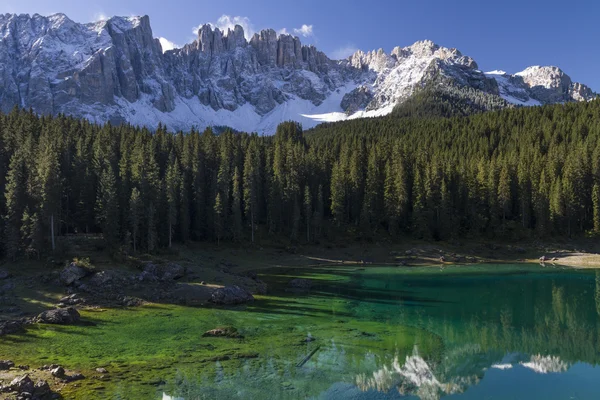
[1,0,598,91]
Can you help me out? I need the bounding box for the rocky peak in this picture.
[406,40,439,57]
[516,66,571,90]
[250,29,278,65]
[226,25,247,50]
[570,82,596,102]
[513,66,596,103]
[350,48,393,72]
[276,33,302,67]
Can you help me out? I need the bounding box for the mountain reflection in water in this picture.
[162,265,600,400]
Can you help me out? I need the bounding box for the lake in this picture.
[3,264,600,399]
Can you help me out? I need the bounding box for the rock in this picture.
[303,334,316,342]
[341,86,373,114]
[244,271,258,280]
[32,380,51,397]
[50,366,65,377]
[36,307,80,325]
[171,283,212,306]
[0,320,25,335]
[0,360,14,370]
[95,368,108,374]
[288,279,312,290]
[209,286,255,305]
[89,271,119,287]
[8,375,34,394]
[65,373,85,382]
[202,326,243,339]
[1,282,15,292]
[120,296,144,307]
[161,263,185,281]
[18,365,29,371]
[539,255,547,262]
[58,294,83,307]
[139,263,185,282]
[60,263,90,286]
[0,269,10,280]
[254,280,268,295]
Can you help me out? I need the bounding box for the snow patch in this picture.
[491,363,513,370]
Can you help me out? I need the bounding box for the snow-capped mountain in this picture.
[0,13,595,133]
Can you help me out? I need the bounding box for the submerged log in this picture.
[296,346,321,368]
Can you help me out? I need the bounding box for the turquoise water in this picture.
[164,264,600,400]
[3,263,599,399]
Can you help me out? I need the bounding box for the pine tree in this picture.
[243,140,261,243]
[214,192,224,245]
[4,152,27,260]
[96,165,120,249]
[593,183,600,234]
[36,134,62,252]
[330,159,346,225]
[166,159,181,248]
[312,184,324,242]
[129,188,142,253]
[304,185,311,242]
[497,163,512,232]
[232,166,243,242]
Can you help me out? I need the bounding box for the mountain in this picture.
[0,13,595,133]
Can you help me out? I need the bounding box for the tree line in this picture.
[0,99,599,259]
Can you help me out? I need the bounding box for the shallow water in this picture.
[3,264,600,399]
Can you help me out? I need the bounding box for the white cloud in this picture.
[278,28,289,35]
[330,45,359,60]
[192,15,254,40]
[93,12,108,21]
[159,37,179,53]
[293,24,314,37]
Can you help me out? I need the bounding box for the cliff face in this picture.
[0,13,595,133]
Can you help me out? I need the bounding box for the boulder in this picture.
[8,375,34,394]
[0,320,25,335]
[65,373,85,382]
[210,286,255,305]
[50,366,65,378]
[89,271,120,287]
[202,326,243,338]
[254,280,268,295]
[95,368,108,374]
[139,263,185,282]
[33,380,51,398]
[161,263,185,281]
[60,263,89,286]
[0,359,14,370]
[119,296,144,307]
[58,294,84,307]
[36,307,80,325]
[171,283,213,306]
[0,269,10,280]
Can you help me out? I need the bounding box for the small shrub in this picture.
[72,257,94,271]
